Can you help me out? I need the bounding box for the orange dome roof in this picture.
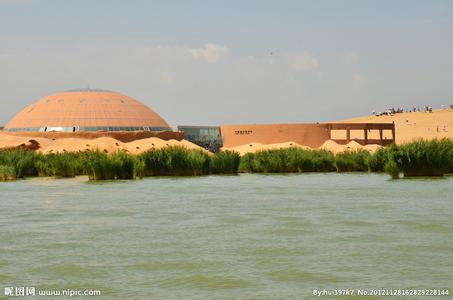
[5,89,171,132]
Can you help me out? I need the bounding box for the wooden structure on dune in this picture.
[325,122,395,146]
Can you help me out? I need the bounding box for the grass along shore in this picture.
[0,147,241,181]
[0,139,452,181]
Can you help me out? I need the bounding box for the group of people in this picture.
[372,107,407,116]
[372,105,434,116]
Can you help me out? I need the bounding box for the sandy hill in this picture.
[0,133,53,150]
[337,109,453,144]
[221,141,310,156]
[0,132,205,154]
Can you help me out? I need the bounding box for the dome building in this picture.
[4,89,171,132]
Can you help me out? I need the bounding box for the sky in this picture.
[0,0,452,126]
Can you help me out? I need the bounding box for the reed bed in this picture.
[210,150,241,174]
[0,165,16,181]
[0,140,452,180]
[387,139,453,177]
[0,149,37,178]
[83,150,143,180]
[35,153,83,178]
[239,148,336,173]
[334,150,371,172]
[239,140,453,178]
[367,147,392,172]
[139,146,210,176]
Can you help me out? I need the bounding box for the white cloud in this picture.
[289,52,319,72]
[190,43,229,63]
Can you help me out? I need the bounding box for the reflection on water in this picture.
[1,174,452,298]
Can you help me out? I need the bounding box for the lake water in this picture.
[1,174,452,299]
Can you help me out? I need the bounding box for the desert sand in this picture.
[318,140,382,154]
[337,109,453,144]
[221,141,310,156]
[0,132,205,154]
[221,139,382,155]
[0,133,53,150]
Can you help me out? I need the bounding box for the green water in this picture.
[1,174,452,299]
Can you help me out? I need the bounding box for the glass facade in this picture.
[177,126,223,152]
[177,126,221,141]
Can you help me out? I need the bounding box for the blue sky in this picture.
[0,0,452,125]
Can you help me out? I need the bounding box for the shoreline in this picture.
[1,139,452,181]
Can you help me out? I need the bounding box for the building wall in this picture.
[220,124,330,148]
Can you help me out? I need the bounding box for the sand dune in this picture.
[0,132,205,154]
[319,140,347,154]
[345,140,364,151]
[125,138,206,154]
[362,144,383,152]
[223,139,383,155]
[222,141,310,156]
[318,140,382,154]
[39,137,125,154]
[0,132,53,150]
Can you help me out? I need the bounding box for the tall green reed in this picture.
[239,148,336,173]
[335,150,371,172]
[0,149,37,178]
[210,150,241,174]
[387,139,453,177]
